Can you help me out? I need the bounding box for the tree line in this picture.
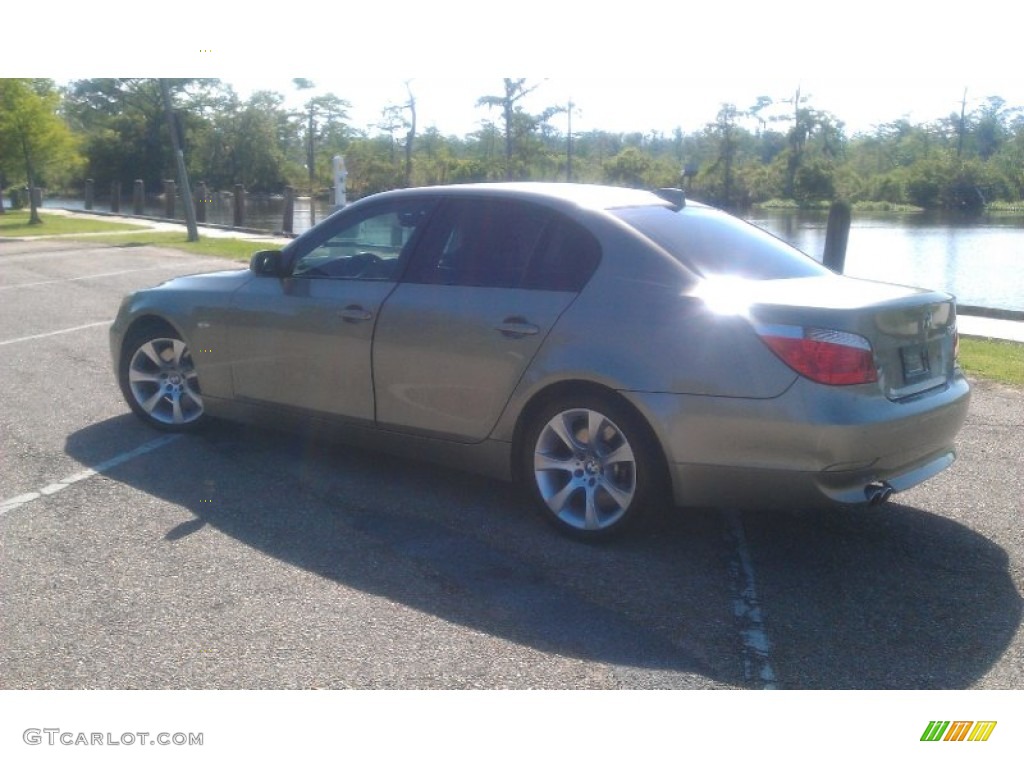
[3,77,1023,218]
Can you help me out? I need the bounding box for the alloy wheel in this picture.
[126,336,204,427]
[532,407,638,533]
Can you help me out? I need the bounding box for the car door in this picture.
[372,196,601,441]
[227,198,434,421]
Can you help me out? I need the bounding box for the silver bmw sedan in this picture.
[110,183,970,539]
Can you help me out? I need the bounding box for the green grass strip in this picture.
[88,231,282,262]
[0,214,147,237]
[959,337,1024,388]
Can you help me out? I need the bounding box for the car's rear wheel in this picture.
[523,395,657,539]
[119,324,205,431]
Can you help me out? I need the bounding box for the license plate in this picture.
[901,345,930,380]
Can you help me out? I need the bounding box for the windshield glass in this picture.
[615,205,830,280]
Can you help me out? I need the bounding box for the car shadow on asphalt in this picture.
[66,416,1021,689]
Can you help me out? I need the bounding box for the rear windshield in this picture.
[614,205,830,280]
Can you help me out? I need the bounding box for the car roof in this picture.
[373,182,676,212]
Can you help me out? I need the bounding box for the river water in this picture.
[751,210,1024,312]
[42,196,1024,311]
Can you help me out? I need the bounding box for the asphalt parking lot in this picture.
[1,238,1022,689]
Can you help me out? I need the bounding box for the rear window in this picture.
[615,205,830,280]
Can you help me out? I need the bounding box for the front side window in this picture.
[292,200,434,281]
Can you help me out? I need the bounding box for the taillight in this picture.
[755,324,877,385]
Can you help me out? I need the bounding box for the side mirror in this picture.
[249,249,286,276]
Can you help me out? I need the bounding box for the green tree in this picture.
[476,79,564,180]
[992,114,1024,199]
[696,104,743,208]
[201,90,291,192]
[290,82,352,189]
[603,146,652,187]
[477,78,537,179]
[343,136,404,197]
[0,79,80,223]
[376,80,418,187]
[63,78,226,194]
[963,96,1021,160]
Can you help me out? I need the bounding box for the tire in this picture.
[118,323,205,431]
[522,395,659,540]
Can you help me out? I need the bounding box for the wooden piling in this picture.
[195,182,208,223]
[133,180,145,215]
[233,184,245,227]
[823,201,852,273]
[84,179,94,210]
[164,180,176,219]
[283,186,294,234]
[111,181,121,213]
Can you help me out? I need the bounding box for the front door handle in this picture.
[495,317,540,338]
[338,305,373,323]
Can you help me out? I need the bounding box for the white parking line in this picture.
[724,508,778,689]
[0,264,173,291]
[0,321,110,347]
[0,434,182,517]
[0,246,121,263]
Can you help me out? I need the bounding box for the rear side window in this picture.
[405,198,601,291]
[524,216,601,292]
[406,198,549,287]
[615,206,829,280]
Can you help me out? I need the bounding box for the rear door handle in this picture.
[495,317,540,338]
[338,305,373,323]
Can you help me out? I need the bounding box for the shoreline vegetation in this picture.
[3,79,1024,218]
[7,196,1023,221]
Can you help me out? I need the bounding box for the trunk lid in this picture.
[741,275,958,400]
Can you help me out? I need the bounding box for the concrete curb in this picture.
[958,305,1024,322]
[35,205,296,240]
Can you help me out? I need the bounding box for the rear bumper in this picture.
[664,447,956,509]
[624,372,971,508]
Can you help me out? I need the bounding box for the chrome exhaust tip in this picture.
[865,481,894,505]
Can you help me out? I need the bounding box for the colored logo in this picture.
[921,721,997,742]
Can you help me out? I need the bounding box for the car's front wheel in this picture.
[119,324,205,431]
[523,396,658,539]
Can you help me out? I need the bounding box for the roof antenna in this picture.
[654,187,686,211]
